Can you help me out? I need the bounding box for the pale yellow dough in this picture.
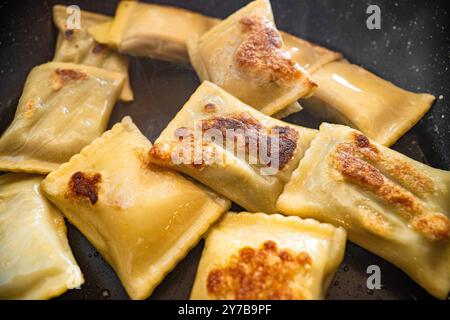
[53,5,133,102]
[0,174,84,300]
[0,62,124,174]
[41,117,230,300]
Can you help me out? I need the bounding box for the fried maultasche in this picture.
[41,117,230,299]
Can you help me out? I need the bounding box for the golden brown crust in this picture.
[332,151,384,189]
[235,16,303,85]
[201,112,262,134]
[411,213,450,241]
[381,156,435,195]
[359,206,393,237]
[65,171,102,205]
[329,132,449,241]
[206,240,312,300]
[340,133,434,194]
[51,68,87,90]
[23,99,37,118]
[201,112,298,170]
[149,142,173,164]
[270,125,299,170]
[149,112,298,171]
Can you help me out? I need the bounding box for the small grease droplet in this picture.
[343,265,350,272]
[101,289,110,298]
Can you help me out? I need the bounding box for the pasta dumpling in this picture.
[190,212,346,300]
[0,174,84,300]
[305,61,435,146]
[86,1,337,118]
[149,81,317,213]
[277,123,450,299]
[41,117,230,300]
[187,0,316,115]
[88,1,218,64]
[53,5,133,102]
[0,61,124,174]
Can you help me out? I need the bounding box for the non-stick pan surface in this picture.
[0,0,449,300]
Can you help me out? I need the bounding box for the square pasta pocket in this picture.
[149,81,317,213]
[0,174,83,300]
[305,61,435,146]
[0,62,124,173]
[277,123,450,299]
[187,0,316,116]
[88,0,218,64]
[52,5,133,101]
[190,212,346,300]
[41,117,230,300]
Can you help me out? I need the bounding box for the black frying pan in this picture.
[0,0,449,300]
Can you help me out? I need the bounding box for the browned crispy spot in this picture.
[412,213,450,241]
[206,240,312,300]
[23,99,37,118]
[204,103,217,113]
[354,133,370,148]
[334,152,384,189]
[51,68,87,90]
[65,171,102,205]
[346,132,433,194]
[270,125,299,170]
[202,112,262,134]
[133,147,167,172]
[235,16,303,84]
[201,113,298,170]
[150,113,298,170]
[337,132,381,162]
[149,143,173,164]
[330,132,449,241]
[359,206,393,237]
[381,157,435,195]
[92,43,107,54]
